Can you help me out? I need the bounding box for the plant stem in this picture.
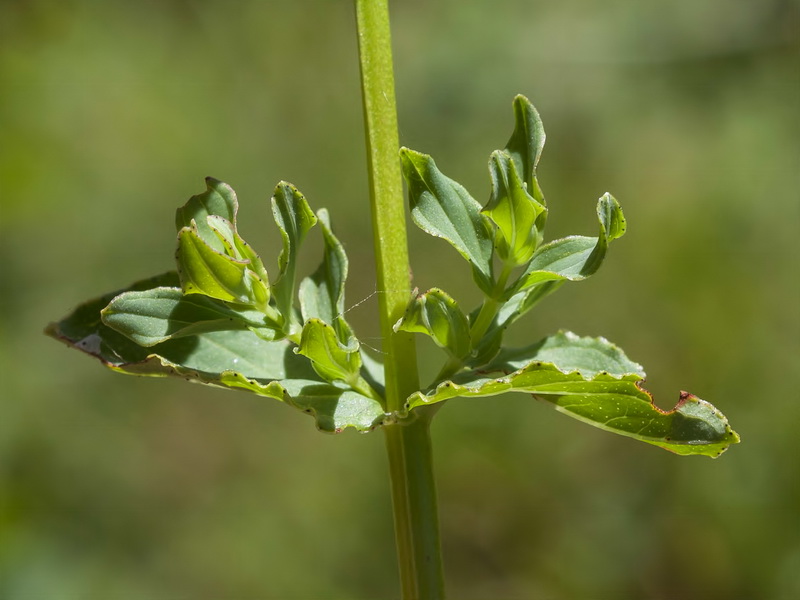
[354,0,445,597]
[353,0,415,413]
[469,260,515,348]
[469,297,500,347]
[383,409,445,599]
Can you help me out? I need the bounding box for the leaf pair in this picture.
[48,180,384,432]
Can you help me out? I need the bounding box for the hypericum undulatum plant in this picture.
[48,95,739,457]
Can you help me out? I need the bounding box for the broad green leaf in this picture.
[176,225,269,310]
[101,287,281,346]
[296,318,362,387]
[400,147,494,292]
[298,208,352,344]
[483,150,545,265]
[504,94,546,196]
[271,182,318,330]
[45,274,385,433]
[511,193,626,295]
[406,333,739,457]
[394,288,471,361]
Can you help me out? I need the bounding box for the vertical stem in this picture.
[382,410,445,600]
[354,1,445,598]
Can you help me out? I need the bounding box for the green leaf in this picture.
[101,287,281,346]
[175,177,237,253]
[394,288,471,361]
[406,332,739,457]
[271,182,318,330]
[296,318,362,387]
[176,224,269,309]
[174,179,269,280]
[298,208,352,344]
[511,193,626,295]
[174,178,271,311]
[205,214,269,282]
[45,274,385,433]
[483,150,545,265]
[400,147,494,292]
[498,95,548,250]
[504,94,546,196]
[487,331,645,378]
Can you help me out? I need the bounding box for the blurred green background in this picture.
[2,0,798,598]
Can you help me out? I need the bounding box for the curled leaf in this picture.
[175,177,238,252]
[206,215,269,282]
[298,208,353,344]
[295,318,362,387]
[483,151,545,265]
[176,224,269,309]
[394,288,471,361]
[271,182,318,330]
[504,94,546,195]
[174,178,271,311]
[175,178,269,278]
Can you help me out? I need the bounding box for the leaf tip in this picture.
[273,180,300,198]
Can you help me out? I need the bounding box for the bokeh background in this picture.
[2,0,798,598]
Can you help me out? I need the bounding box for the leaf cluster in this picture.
[47,96,738,456]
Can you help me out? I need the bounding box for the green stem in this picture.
[383,410,445,599]
[469,260,514,347]
[468,297,499,348]
[354,0,445,598]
